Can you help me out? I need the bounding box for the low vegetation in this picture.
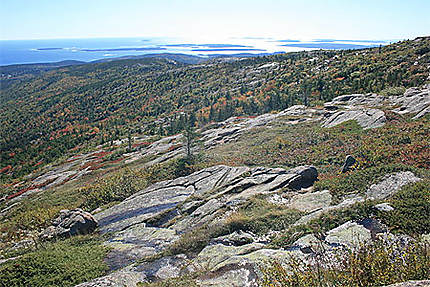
[314,163,420,201]
[261,239,430,287]
[272,180,430,249]
[0,235,109,287]
[225,196,304,235]
[138,276,199,287]
[380,180,430,235]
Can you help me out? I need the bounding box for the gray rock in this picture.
[79,164,323,284]
[210,231,255,246]
[133,254,188,282]
[197,265,259,287]
[103,224,179,270]
[291,234,327,253]
[325,93,385,107]
[366,171,421,200]
[341,155,357,173]
[193,243,266,270]
[414,106,430,119]
[391,86,430,118]
[324,218,388,248]
[95,185,194,234]
[374,202,394,212]
[40,209,97,240]
[200,106,320,150]
[288,190,332,213]
[294,194,365,226]
[204,247,306,283]
[94,164,320,271]
[190,243,305,287]
[286,166,318,189]
[75,254,189,287]
[321,108,386,129]
[325,221,371,248]
[74,265,146,287]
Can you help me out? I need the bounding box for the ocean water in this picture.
[0,37,386,66]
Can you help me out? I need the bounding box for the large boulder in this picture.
[287,166,318,189]
[325,221,372,248]
[325,218,388,248]
[192,243,305,287]
[341,155,357,173]
[40,208,98,240]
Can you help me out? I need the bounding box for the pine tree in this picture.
[158,124,165,136]
[184,125,198,158]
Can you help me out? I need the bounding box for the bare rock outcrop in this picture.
[391,86,430,119]
[40,208,98,240]
[74,165,425,287]
[322,108,386,129]
[366,171,421,200]
[321,85,430,130]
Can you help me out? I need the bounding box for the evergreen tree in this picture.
[183,125,199,158]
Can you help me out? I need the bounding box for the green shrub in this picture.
[0,235,108,287]
[315,164,418,201]
[138,275,199,287]
[381,180,430,235]
[379,86,406,97]
[0,202,66,244]
[226,197,304,235]
[166,223,229,257]
[80,168,147,211]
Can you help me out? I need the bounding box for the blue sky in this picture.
[1,0,429,40]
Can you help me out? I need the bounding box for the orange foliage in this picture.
[0,165,12,173]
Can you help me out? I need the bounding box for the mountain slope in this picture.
[0,37,429,287]
[1,37,429,182]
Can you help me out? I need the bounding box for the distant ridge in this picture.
[1,59,85,69]
[91,53,207,65]
[0,60,86,77]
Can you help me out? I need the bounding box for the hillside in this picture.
[1,37,429,183]
[0,37,429,287]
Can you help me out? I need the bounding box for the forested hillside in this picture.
[1,37,429,182]
[1,36,430,287]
